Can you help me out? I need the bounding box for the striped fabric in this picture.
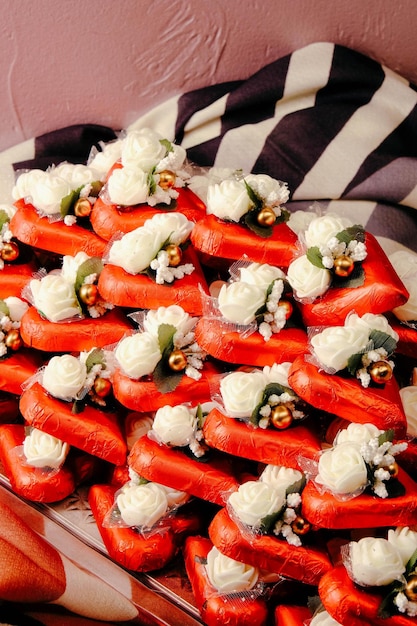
[1,42,416,253]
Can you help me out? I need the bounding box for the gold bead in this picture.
[291,515,311,536]
[278,299,293,320]
[93,377,112,398]
[333,255,355,277]
[270,405,293,429]
[368,360,393,384]
[165,244,182,267]
[74,198,92,218]
[405,575,417,602]
[158,170,176,190]
[168,349,187,372]
[256,206,276,227]
[79,283,99,306]
[0,241,20,262]
[387,461,399,478]
[5,329,23,351]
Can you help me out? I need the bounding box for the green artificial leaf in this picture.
[74,257,103,293]
[369,329,397,356]
[85,347,105,373]
[378,429,394,446]
[336,224,365,245]
[259,506,284,534]
[147,169,157,196]
[0,209,10,230]
[157,323,176,354]
[331,264,365,289]
[346,352,366,376]
[60,186,82,217]
[285,475,306,496]
[0,300,10,317]
[159,138,174,154]
[244,181,263,210]
[377,582,404,618]
[153,358,183,393]
[243,209,273,238]
[406,548,417,576]
[250,382,293,425]
[72,399,85,414]
[195,404,204,430]
[306,246,325,269]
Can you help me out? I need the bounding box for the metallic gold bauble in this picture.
[291,516,311,536]
[93,377,112,398]
[158,170,176,190]
[168,349,187,371]
[74,198,92,218]
[278,299,293,320]
[79,283,99,306]
[0,241,20,262]
[256,206,276,227]
[270,405,293,429]
[368,360,393,384]
[333,255,355,277]
[165,244,182,267]
[405,575,417,602]
[5,329,22,351]
[387,461,399,478]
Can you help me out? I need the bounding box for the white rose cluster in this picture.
[23,427,69,470]
[228,480,285,529]
[0,296,29,358]
[400,385,417,438]
[390,250,417,322]
[150,403,208,458]
[205,546,259,594]
[310,610,343,626]
[116,481,169,529]
[42,354,87,401]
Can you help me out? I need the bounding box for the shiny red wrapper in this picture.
[19,382,127,466]
[0,259,39,299]
[274,604,312,625]
[0,348,44,395]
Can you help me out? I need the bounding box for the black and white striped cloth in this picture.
[1,41,416,253]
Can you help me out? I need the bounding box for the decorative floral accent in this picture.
[205,546,260,594]
[389,250,417,326]
[400,384,417,438]
[227,465,308,546]
[287,213,367,301]
[0,205,20,269]
[149,403,210,458]
[106,212,195,284]
[115,305,205,393]
[206,171,290,238]
[22,427,69,470]
[342,528,417,618]
[309,312,399,388]
[0,296,28,357]
[218,363,306,430]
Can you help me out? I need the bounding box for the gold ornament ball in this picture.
[405,575,417,602]
[93,377,112,398]
[387,461,399,478]
[257,206,276,227]
[368,360,393,384]
[278,299,293,320]
[5,329,23,351]
[168,349,187,372]
[79,283,99,306]
[333,255,355,277]
[165,244,182,267]
[291,516,311,536]
[270,405,293,429]
[158,170,176,190]
[0,241,20,262]
[74,198,92,218]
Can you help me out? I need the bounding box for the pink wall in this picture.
[1,0,416,152]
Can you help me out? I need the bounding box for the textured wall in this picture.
[0,0,416,152]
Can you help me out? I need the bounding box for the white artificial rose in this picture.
[334,422,382,446]
[60,251,91,284]
[152,404,197,447]
[259,465,303,492]
[389,250,417,282]
[262,362,291,386]
[30,171,73,215]
[310,325,370,372]
[228,480,285,527]
[156,143,187,172]
[23,428,69,469]
[54,163,97,188]
[88,139,124,179]
[316,442,368,496]
[217,281,266,325]
[310,611,343,626]
[399,386,417,438]
[107,165,150,206]
[287,209,316,235]
[42,354,87,400]
[220,370,267,418]
[143,305,197,338]
[146,212,194,245]
[239,262,286,289]
[393,282,417,322]
[12,169,45,202]
[154,483,190,508]
[30,274,81,322]
[244,173,290,206]
[287,254,332,300]
[115,332,161,379]
[205,546,259,594]
[388,527,417,566]
[349,537,405,586]
[124,413,154,450]
[304,213,351,248]
[345,312,399,342]
[121,128,166,171]
[4,296,28,322]
[116,481,168,528]
[206,178,252,222]
[108,224,165,274]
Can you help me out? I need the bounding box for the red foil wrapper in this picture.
[90,185,206,241]
[319,564,413,625]
[203,408,321,469]
[190,214,298,267]
[195,318,309,367]
[19,382,127,466]
[113,360,219,412]
[288,356,408,438]
[98,246,208,316]
[11,199,107,257]
[0,260,39,299]
[301,467,417,529]
[388,314,417,358]
[183,535,269,626]
[274,605,312,625]
[0,348,44,395]
[209,508,332,586]
[19,306,133,352]
[128,435,239,506]
[295,233,409,327]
